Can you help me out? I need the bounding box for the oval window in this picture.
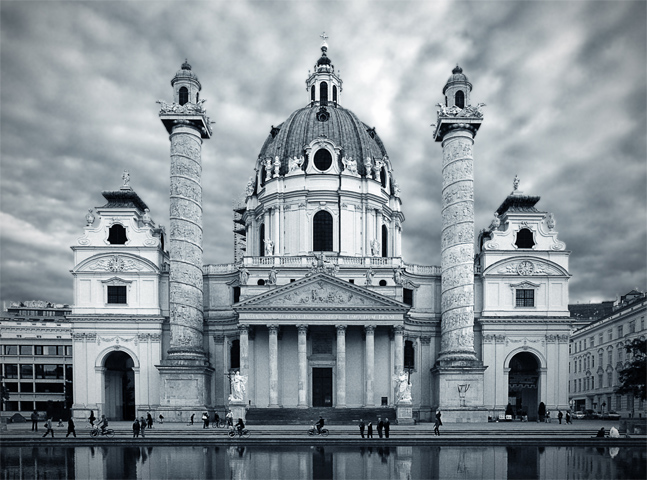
[313,149,332,171]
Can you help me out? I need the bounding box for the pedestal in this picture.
[431,364,488,422]
[156,361,214,422]
[396,403,415,425]
[228,401,247,423]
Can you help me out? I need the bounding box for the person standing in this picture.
[30,410,39,432]
[202,412,209,428]
[384,418,390,438]
[88,410,96,426]
[42,418,54,438]
[147,412,153,429]
[367,421,373,438]
[139,417,146,438]
[66,418,76,438]
[226,410,233,428]
[377,418,384,438]
[558,411,563,424]
[434,411,442,436]
[359,419,365,438]
[159,413,164,424]
[565,411,572,424]
[133,419,140,438]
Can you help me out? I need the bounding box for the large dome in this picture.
[257,105,388,177]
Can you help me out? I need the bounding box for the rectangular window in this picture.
[65,346,72,356]
[35,383,64,393]
[618,348,623,362]
[403,288,414,307]
[65,365,73,381]
[598,374,603,389]
[608,372,613,388]
[591,356,595,368]
[19,345,33,355]
[599,333,604,345]
[608,349,613,365]
[5,382,18,392]
[20,401,34,411]
[515,289,534,307]
[617,325,623,337]
[590,336,595,348]
[578,379,582,392]
[584,338,587,349]
[629,321,635,333]
[599,352,603,366]
[45,346,58,355]
[4,345,18,355]
[57,346,65,356]
[641,317,645,330]
[20,364,33,379]
[107,285,127,304]
[608,329,613,342]
[34,346,43,355]
[20,382,33,393]
[35,401,49,411]
[4,364,18,378]
[591,377,594,390]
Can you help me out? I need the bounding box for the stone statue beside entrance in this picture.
[395,370,412,404]
[229,371,247,402]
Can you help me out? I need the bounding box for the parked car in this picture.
[584,409,600,419]
[572,411,586,419]
[602,411,621,420]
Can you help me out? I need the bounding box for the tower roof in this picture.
[443,64,472,94]
[171,59,201,88]
[100,189,149,212]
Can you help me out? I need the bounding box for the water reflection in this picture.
[1,445,645,479]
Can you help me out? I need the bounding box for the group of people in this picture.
[199,410,235,428]
[131,413,155,437]
[358,417,391,438]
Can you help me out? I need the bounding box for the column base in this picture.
[396,403,415,424]
[156,362,214,421]
[228,401,247,423]
[431,363,488,422]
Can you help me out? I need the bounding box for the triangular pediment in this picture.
[235,273,409,312]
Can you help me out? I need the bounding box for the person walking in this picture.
[66,417,76,438]
[139,417,146,438]
[147,412,153,429]
[377,418,384,438]
[158,413,164,424]
[565,411,572,424]
[384,418,390,438]
[190,413,195,425]
[202,412,209,428]
[434,411,442,436]
[30,410,39,432]
[133,418,140,438]
[359,419,365,438]
[88,410,96,426]
[367,421,373,438]
[558,411,563,424]
[42,418,54,438]
[226,410,233,428]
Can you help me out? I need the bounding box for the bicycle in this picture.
[307,426,329,437]
[211,418,227,428]
[228,427,251,438]
[90,426,115,438]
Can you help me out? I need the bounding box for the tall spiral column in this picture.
[157,61,214,417]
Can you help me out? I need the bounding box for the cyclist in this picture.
[315,416,325,434]
[98,414,108,434]
[235,418,245,436]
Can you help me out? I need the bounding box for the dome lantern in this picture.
[442,64,472,109]
[306,32,342,107]
[171,59,202,106]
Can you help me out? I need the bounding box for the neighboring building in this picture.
[67,39,572,423]
[569,290,646,417]
[0,301,72,419]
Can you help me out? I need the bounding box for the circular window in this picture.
[313,149,332,171]
[379,280,387,286]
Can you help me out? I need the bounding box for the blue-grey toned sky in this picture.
[1,0,645,307]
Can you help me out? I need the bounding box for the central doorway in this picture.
[104,351,135,420]
[312,368,333,407]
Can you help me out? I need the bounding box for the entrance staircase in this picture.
[245,407,397,425]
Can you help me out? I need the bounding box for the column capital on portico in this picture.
[393,325,405,335]
[297,324,308,335]
[336,324,347,334]
[238,324,250,334]
[267,324,279,334]
[364,325,376,334]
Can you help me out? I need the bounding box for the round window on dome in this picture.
[313,149,332,171]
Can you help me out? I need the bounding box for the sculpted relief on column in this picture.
[442,139,473,167]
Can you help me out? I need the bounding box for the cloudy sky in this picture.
[1,0,645,308]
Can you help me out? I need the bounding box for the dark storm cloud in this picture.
[1,1,645,308]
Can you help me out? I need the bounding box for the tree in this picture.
[615,338,646,401]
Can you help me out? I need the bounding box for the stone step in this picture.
[245,407,397,425]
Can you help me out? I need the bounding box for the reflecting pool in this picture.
[1,445,645,479]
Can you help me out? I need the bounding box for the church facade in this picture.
[68,39,572,423]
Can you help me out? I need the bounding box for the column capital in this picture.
[393,325,405,335]
[420,336,432,345]
[336,324,347,334]
[297,324,308,335]
[267,324,279,335]
[238,324,249,334]
[364,325,376,334]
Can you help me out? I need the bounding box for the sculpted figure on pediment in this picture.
[85,209,96,226]
[266,281,368,307]
[238,266,250,286]
[91,255,144,272]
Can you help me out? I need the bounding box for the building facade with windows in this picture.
[67,40,572,423]
[569,290,646,417]
[0,302,73,419]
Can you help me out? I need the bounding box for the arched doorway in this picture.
[104,351,135,420]
[508,352,540,421]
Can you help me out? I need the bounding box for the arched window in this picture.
[230,340,240,369]
[333,85,337,103]
[320,82,328,105]
[515,228,535,249]
[179,87,189,106]
[379,279,387,287]
[381,224,388,257]
[313,210,333,251]
[404,340,415,369]
[259,224,265,257]
[313,149,332,171]
[380,167,387,188]
[455,90,465,109]
[311,85,315,102]
[107,224,128,245]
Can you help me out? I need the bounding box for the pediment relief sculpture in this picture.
[78,254,156,273]
[486,259,567,276]
[265,281,366,306]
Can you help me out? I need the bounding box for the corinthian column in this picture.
[297,325,308,407]
[336,325,346,407]
[268,324,279,407]
[364,325,375,406]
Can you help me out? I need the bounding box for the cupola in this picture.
[443,65,472,109]
[171,59,202,106]
[305,33,343,106]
